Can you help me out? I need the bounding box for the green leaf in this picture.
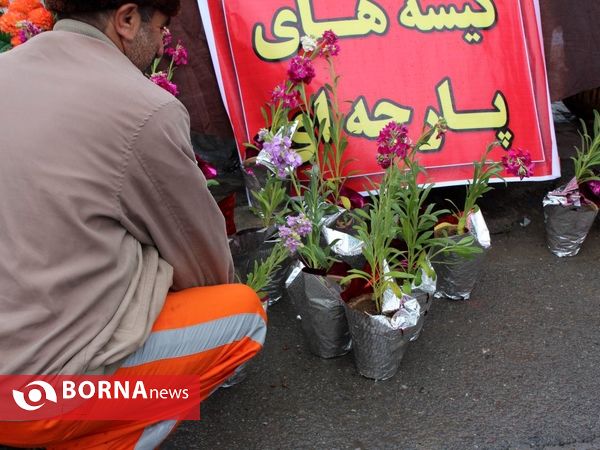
[340,196,352,210]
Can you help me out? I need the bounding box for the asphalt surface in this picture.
[164,108,600,449]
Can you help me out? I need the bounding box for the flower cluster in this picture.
[0,0,53,48]
[277,213,312,253]
[147,28,188,96]
[270,83,301,109]
[287,55,316,85]
[376,122,411,168]
[149,72,178,96]
[501,148,534,180]
[317,30,340,57]
[165,39,188,66]
[259,130,302,178]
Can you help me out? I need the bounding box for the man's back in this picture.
[0,22,233,375]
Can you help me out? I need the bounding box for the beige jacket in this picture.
[0,20,234,374]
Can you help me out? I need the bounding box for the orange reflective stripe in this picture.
[151,284,267,332]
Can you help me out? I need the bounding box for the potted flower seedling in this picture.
[432,142,503,300]
[284,166,352,359]
[544,110,600,256]
[340,158,421,380]
[384,122,478,337]
[222,241,289,388]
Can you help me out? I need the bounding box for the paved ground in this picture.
[164,106,600,449]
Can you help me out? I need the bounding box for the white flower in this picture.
[300,35,318,52]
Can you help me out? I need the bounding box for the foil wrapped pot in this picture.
[286,269,351,359]
[544,204,598,257]
[229,226,290,305]
[321,209,365,269]
[343,294,420,381]
[432,210,491,300]
[543,179,600,257]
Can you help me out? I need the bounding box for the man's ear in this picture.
[112,3,142,43]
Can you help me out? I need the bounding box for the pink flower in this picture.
[195,155,218,180]
[270,83,301,109]
[16,20,42,44]
[587,180,600,196]
[162,27,172,47]
[165,40,188,66]
[149,72,179,96]
[502,148,534,179]
[376,154,392,169]
[287,56,316,85]
[318,30,340,57]
[376,121,411,158]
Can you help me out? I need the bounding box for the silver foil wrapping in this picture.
[379,263,435,341]
[543,182,598,257]
[286,270,351,358]
[343,296,420,380]
[322,209,365,268]
[432,210,491,300]
[229,227,291,305]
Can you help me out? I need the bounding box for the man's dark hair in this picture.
[45,1,181,18]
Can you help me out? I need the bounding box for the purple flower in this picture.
[150,72,179,96]
[165,40,188,66]
[278,225,302,253]
[502,148,534,179]
[16,20,42,44]
[286,213,312,237]
[278,213,312,253]
[270,83,300,109]
[260,132,302,178]
[376,121,411,163]
[287,56,316,85]
[318,30,340,57]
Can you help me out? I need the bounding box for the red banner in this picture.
[198,0,559,187]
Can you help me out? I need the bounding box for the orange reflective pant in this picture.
[0,284,267,449]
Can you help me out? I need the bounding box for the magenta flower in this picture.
[287,56,316,85]
[162,27,172,47]
[150,72,179,96]
[165,40,188,66]
[195,155,218,180]
[270,83,301,109]
[587,180,600,196]
[502,148,534,179]
[376,121,411,159]
[376,154,392,169]
[318,30,340,57]
[16,20,42,44]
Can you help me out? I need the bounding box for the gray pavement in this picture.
[164,106,600,449]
